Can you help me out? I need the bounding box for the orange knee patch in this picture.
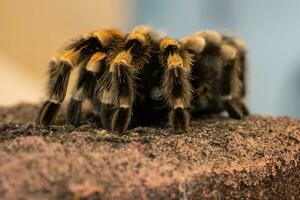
[86,52,106,73]
[160,37,180,50]
[54,50,79,66]
[110,51,133,72]
[93,29,123,47]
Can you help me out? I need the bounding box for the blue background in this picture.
[131,0,300,118]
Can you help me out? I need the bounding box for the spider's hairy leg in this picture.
[220,37,249,119]
[66,29,124,126]
[191,30,249,118]
[36,49,79,126]
[189,30,228,113]
[160,37,193,131]
[180,35,206,54]
[98,26,152,133]
[227,37,250,115]
[67,52,106,125]
[37,28,123,126]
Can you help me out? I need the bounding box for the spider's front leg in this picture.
[159,37,193,131]
[66,29,124,126]
[97,26,152,133]
[36,49,79,126]
[37,29,123,126]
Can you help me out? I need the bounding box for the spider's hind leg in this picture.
[219,38,249,119]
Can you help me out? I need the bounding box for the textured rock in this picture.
[0,104,299,199]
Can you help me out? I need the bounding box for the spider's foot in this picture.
[240,101,250,116]
[224,99,244,119]
[100,103,115,130]
[67,98,82,126]
[169,108,190,131]
[111,107,131,134]
[36,100,60,126]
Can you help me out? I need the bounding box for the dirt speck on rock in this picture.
[0,103,299,199]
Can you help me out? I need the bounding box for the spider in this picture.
[36,25,249,133]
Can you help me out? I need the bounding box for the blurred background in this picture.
[0,0,300,118]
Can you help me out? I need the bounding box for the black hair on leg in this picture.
[223,98,243,119]
[100,103,115,130]
[220,35,250,118]
[67,99,82,126]
[111,107,131,133]
[36,101,50,124]
[169,107,190,130]
[48,60,72,102]
[159,37,193,131]
[37,60,72,126]
[37,28,124,127]
[66,68,98,126]
[37,100,61,126]
[96,26,153,133]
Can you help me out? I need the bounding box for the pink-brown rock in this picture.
[0,104,299,199]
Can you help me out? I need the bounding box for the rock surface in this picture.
[0,104,299,199]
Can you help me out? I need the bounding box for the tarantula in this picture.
[36,25,249,133]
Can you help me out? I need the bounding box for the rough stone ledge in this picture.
[0,104,299,199]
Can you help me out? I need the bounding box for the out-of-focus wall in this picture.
[0,0,133,105]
